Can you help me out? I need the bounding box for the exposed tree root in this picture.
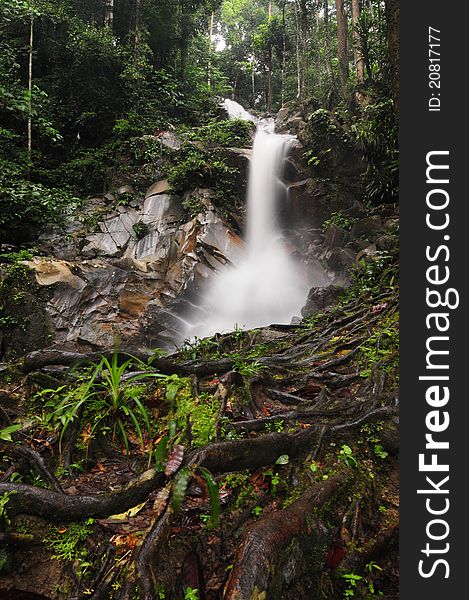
[0,467,165,521]
[0,440,64,494]
[223,470,352,599]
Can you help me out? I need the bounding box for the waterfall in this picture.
[222,98,258,123]
[186,103,310,339]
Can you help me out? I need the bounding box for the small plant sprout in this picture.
[341,572,363,598]
[0,491,17,526]
[310,461,319,473]
[373,444,389,459]
[252,505,263,517]
[184,587,199,600]
[339,444,358,468]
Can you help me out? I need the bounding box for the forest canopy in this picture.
[0,0,398,239]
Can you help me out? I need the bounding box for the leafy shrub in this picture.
[184,118,252,148]
[349,98,398,203]
[166,145,241,212]
[322,211,356,232]
[0,160,79,242]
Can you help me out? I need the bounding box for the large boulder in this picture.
[26,201,245,351]
[301,285,344,317]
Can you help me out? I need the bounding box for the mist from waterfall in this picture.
[186,102,310,339]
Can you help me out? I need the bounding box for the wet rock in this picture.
[116,184,135,197]
[375,234,398,252]
[282,157,308,183]
[323,224,350,249]
[158,131,183,151]
[145,179,170,198]
[356,244,378,264]
[275,107,289,124]
[286,178,356,228]
[26,260,85,290]
[82,208,140,258]
[301,285,344,317]
[351,215,382,238]
[325,247,355,275]
[285,114,306,133]
[27,201,245,353]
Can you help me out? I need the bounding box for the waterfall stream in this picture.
[186,101,310,339]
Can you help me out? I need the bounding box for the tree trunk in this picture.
[384,0,399,112]
[281,0,286,107]
[27,12,34,164]
[294,0,308,101]
[104,0,114,28]
[133,0,142,61]
[323,0,335,88]
[252,59,256,107]
[335,0,349,96]
[295,3,301,99]
[351,0,365,83]
[267,50,273,113]
[207,12,214,89]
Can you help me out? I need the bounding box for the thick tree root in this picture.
[223,469,352,599]
[0,440,64,494]
[0,467,165,521]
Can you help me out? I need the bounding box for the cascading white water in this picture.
[186,103,310,339]
[222,98,258,123]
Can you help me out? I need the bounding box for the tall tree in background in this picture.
[384,0,399,111]
[294,0,309,101]
[104,0,114,28]
[27,8,34,163]
[351,0,365,83]
[323,0,334,88]
[335,0,349,95]
[208,11,215,89]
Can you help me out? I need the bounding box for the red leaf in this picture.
[165,444,185,476]
[325,539,347,569]
[152,484,171,518]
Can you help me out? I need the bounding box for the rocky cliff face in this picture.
[0,110,398,360]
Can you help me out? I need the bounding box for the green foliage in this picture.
[373,444,389,460]
[132,221,149,240]
[0,162,79,242]
[0,491,17,526]
[322,211,356,232]
[232,357,266,378]
[38,350,172,461]
[0,424,22,442]
[184,588,199,600]
[184,118,252,148]
[169,384,218,448]
[171,467,190,511]
[339,445,358,468]
[198,467,221,527]
[166,144,241,213]
[265,419,285,433]
[341,563,384,598]
[350,99,399,203]
[43,519,94,578]
[357,311,399,378]
[343,250,397,301]
[341,573,363,598]
[178,337,221,361]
